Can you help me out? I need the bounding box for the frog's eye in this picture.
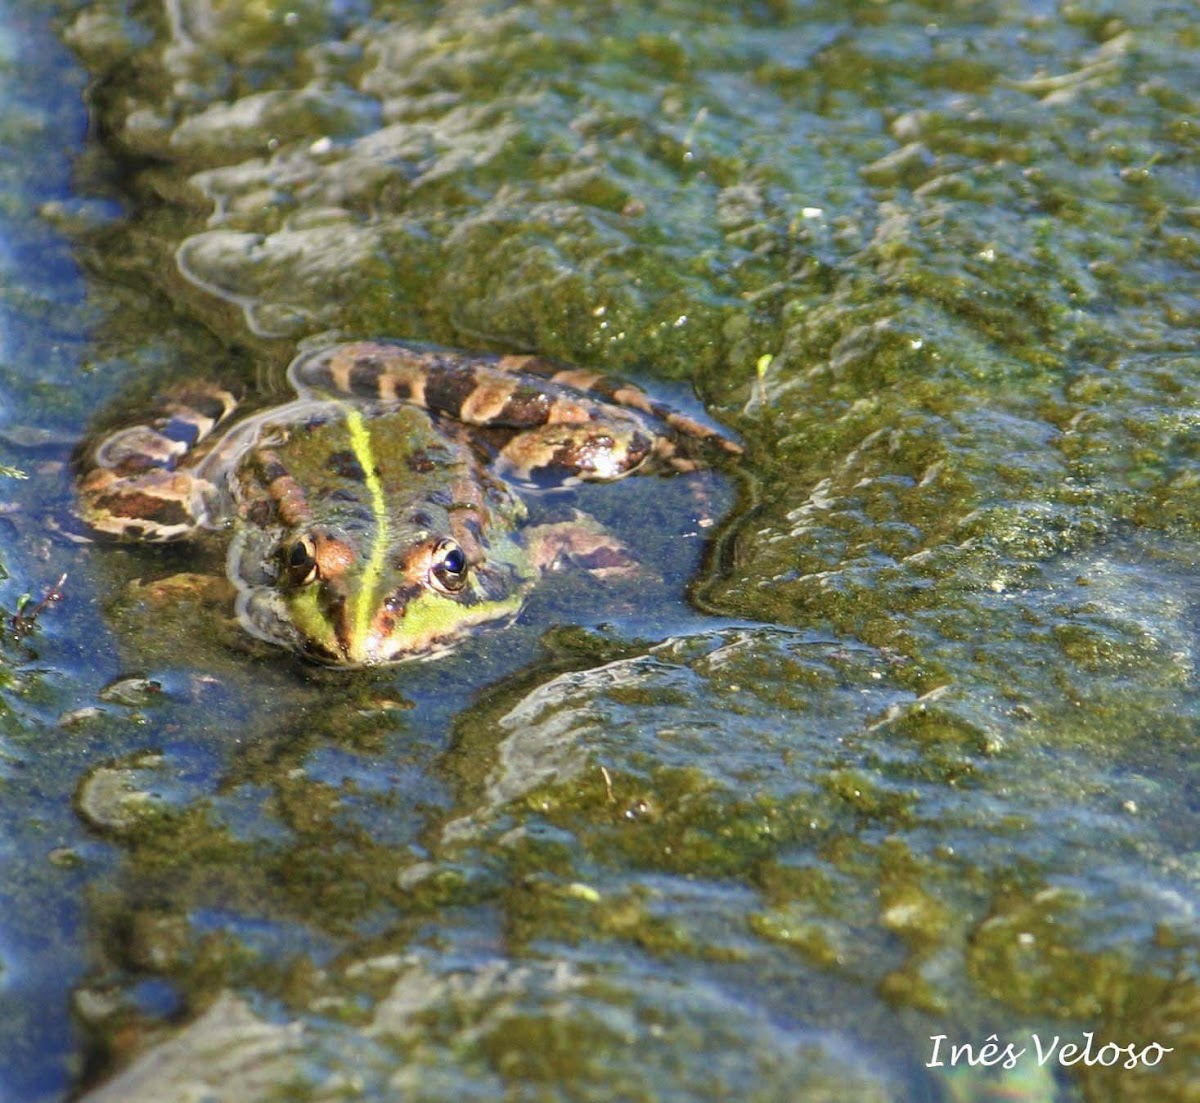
[284,536,319,586]
[431,540,468,594]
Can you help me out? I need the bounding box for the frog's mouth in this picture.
[232,580,523,668]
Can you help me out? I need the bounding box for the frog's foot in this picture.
[78,384,237,541]
[525,511,650,582]
[494,422,658,488]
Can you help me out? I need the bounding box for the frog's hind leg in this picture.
[77,383,237,541]
[536,364,743,465]
[289,340,742,483]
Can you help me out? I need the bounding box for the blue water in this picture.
[0,5,94,1099]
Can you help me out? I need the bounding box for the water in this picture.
[0,1,1197,1100]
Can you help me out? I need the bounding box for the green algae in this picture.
[0,0,1196,1100]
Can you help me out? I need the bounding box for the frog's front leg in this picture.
[524,511,647,581]
[77,383,237,541]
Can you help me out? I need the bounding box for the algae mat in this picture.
[0,1,1196,1101]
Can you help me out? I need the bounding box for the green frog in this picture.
[78,340,740,666]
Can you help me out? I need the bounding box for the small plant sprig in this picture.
[12,573,67,638]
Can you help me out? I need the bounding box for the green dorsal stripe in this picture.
[344,405,390,645]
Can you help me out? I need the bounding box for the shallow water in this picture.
[0,1,1197,1101]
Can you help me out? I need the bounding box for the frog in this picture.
[77,340,741,666]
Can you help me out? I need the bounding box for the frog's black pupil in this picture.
[290,542,311,568]
[442,547,465,575]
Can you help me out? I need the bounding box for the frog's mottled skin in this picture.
[78,341,740,666]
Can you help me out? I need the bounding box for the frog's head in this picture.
[228,404,531,666]
[230,514,530,666]
[274,524,526,665]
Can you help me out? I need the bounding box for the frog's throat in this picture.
[342,404,391,646]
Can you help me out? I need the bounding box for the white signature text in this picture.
[927,1032,1172,1071]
